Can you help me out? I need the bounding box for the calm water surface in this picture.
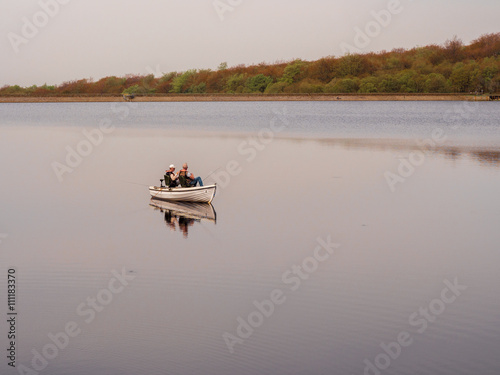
[0,102,499,375]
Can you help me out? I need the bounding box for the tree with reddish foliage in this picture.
[466,33,500,59]
[444,36,465,63]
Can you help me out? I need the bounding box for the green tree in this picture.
[189,82,207,93]
[449,63,471,92]
[296,79,324,93]
[1,85,25,95]
[423,73,448,93]
[265,81,288,93]
[397,70,421,93]
[386,56,403,70]
[338,54,362,77]
[358,77,379,93]
[379,75,399,92]
[480,57,500,92]
[122,84,140,95]
[489,73,500,93]
[466,61,483,92]
[225,73,246,93]
[280,60,304,84]
[245,74,273,93]
[434,61,453,78]
[325,78,359,93]
[170,70,196,93]
[412,59,433,75]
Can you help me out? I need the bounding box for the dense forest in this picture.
[2,33,500,96]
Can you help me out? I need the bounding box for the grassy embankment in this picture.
[0,93,493,103]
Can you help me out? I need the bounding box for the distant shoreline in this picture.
[0,94,495,103]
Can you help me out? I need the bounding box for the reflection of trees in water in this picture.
[440,148,500,166]
[315,138,500,169]
[438,148,500,167]
[441,148,462,161]
[469,150,500,166]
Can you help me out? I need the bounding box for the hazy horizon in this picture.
[1,0,499,87]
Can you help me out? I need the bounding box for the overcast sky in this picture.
[1,0,499,86]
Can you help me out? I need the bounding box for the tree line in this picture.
[2,33,499,97]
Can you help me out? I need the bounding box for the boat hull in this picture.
[149,184,216,203]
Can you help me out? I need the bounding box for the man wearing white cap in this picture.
[165,164,178,187]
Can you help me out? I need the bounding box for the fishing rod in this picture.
[120,180,151,187]
[203,167,223,183]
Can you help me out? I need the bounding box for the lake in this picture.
[1,101,499,375]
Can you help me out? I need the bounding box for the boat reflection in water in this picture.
[149,199,217,238]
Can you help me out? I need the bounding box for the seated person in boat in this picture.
[164,164,179,187]
[177,163,203,187]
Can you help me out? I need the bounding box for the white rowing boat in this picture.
[149,184,217,203]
